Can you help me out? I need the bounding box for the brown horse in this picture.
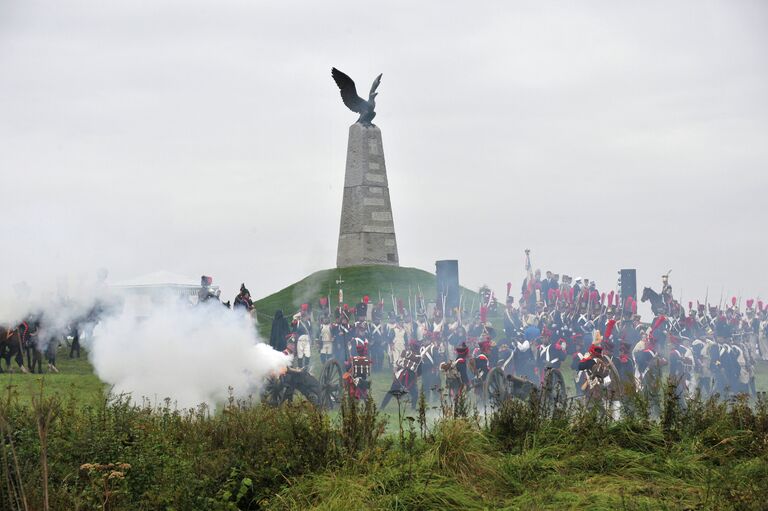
[0,326,28,373]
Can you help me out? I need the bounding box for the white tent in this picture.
[111,271,216,319]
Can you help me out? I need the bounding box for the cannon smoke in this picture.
[90,300,290,409]
[1,273,290,410]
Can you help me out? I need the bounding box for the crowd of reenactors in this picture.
[268,258,766,410]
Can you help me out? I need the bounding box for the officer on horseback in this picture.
[661,271,673,314]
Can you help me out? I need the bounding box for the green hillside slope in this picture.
[254,265,478,335]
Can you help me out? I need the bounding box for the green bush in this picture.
[1,378,767,510]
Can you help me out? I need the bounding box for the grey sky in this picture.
[1,1,766,314]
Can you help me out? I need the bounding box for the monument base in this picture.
[336,123,399,268]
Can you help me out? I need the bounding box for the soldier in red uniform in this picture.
[344,337,372,400]
[380,341,422,410]
[441,342,471,399]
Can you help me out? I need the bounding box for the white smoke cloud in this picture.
[89,300,290,409]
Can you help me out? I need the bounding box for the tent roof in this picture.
[112,270,203,288]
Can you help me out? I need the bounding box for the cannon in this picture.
[483,366,568,416]
[262,359,343,409]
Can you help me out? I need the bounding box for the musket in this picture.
[718,286,724,311]
[390,283,396,314]
[417,284,424,312]
[442,292,447,318]
[704,286,709,309]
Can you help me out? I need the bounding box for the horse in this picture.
[0,325,28,373]
[641,287,667,316]
[19,316,50,374]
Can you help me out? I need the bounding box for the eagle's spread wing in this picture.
[332,68,366,113]
[369,73,382,96]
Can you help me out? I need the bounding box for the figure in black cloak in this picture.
[269,310,291,352]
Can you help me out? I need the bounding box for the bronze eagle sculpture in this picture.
[331,67,382,125]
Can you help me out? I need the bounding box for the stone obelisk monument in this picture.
[331,67,398,267]
[336,124,399,267]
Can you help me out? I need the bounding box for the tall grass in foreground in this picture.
[0,380,766,510]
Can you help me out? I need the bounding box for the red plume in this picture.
[506,282,512,297]
[480,305,488,323]
[319,296,328,306]
[604,319,617,340]
[615,293,621,307]
[746,299,754,309]
[688,301,693,310]
[569,287,575,303]
[607,291,614,307]
[301,303,308,312]
[759,301,764,312]
[363,295,369,304]
[397,299,404,314]
[732,296,737,307]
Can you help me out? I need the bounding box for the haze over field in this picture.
[1,1,766,310]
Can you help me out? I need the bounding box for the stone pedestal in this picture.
[336,123,399,267]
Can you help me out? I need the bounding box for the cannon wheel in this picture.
[319,359,343,409]
[540,368,567,417]
[262,374,290,406]
[484,367,509,408]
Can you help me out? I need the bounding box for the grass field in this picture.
[2,344,767,416]
[2,347,767,510]
[2,346,768,510]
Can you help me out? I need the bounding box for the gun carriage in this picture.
[262,359,343,409]
[483,366,568,416]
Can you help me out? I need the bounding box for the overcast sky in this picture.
[1,1,766,314]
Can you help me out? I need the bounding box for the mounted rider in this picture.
[233,283,254,313]
[198,275,220,303]
[661,271,673,314]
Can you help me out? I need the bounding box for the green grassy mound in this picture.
[253,265,478,336]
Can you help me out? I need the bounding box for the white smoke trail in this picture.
[90,300,290,409]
